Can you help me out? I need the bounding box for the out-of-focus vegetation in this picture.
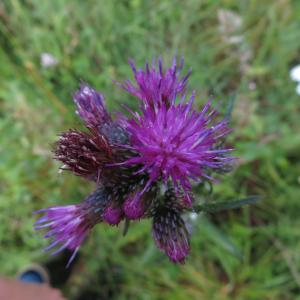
[1,0,300,299]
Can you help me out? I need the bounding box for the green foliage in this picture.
[1,0,300,299]
[193,196,261,213]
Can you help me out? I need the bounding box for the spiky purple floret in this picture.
[123,100,233,203]
[74,84,111,128]
[34,187,109,267]
[119,57,191,108]
[54,128,113,181]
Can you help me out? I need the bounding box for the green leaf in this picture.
[224,92,236,122]
[122,218,131,236]
[192,195,261,213]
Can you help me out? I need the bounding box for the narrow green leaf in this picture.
[192,195,261,213]
[224,92,236,122]
[122,218,131,236]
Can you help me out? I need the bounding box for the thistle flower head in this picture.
[34,187,109,266]
[152,190,190,263]
[54,126,134,186]
[119,57,191,108]
[74,84,111,128]
[54,128,113,181]
[123,99,233,202]
[35,57,236,265]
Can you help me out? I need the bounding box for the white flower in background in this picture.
[290,65,300,95]
[217,9,252,74]
[40,53,58,68]
[189,212,198,221]
[290,65,300,82]
[218,9,243,45]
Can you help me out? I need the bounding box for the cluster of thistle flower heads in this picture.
[34,58,234,266]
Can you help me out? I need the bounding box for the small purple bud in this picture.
[73,84,111,128]
[102,204,123,225]
[123,193,145,220]
[152,207,190,263]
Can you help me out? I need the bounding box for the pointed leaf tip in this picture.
[192,195,261,213]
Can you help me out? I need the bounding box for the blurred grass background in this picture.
[1,0,300,299]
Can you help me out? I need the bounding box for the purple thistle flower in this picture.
[74,84,111,128]
[119,57,191,108]
[123,99,233,205]
[34,187,110,267]
[35,58,235,265]
[54,125,133,186]
[54,128,114,181]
